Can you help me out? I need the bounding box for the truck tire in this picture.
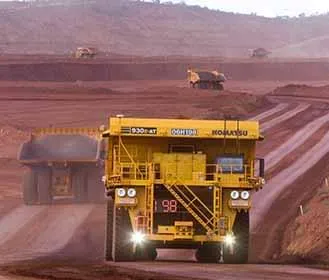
[135,244,157,261]
[198,82,208,89]
[146,246,157,261]
[105,199,114,261]
[22,169,38,205]
[37,167,52,204]
[223,211,249,264]
[217,83,224,91]
[72,168,88,203]
[195,243,220,263]
[112,206,134,262]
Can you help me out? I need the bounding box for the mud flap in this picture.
[22,169,38,205]
[37,167,53,204]
[72,168,88,203]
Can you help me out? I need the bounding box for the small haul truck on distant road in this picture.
[187,69,227,90]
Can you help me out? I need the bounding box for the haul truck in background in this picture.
[187,69,227,90]
[75,47,97,58]
[18,128,105,204]
[102,116,265,263]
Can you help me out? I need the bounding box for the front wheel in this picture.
[104,199,114,261]
[195,243,221,263]
[135,244,157,261]
[112,206,135,262]
[217,83,224,90]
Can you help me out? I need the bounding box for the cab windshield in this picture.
[217,156,244,173]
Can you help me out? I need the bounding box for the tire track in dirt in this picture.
[251,131,329,231]
[0,205,94,263]
[0,276,12,280]
[113,262,329,280]
[250,109,329,261]
[29,205,94,254]
[252,103,288,121]
[0,206,46,247]
[261,103,310,131]
[251,108,329,178]
[264,111,329,171]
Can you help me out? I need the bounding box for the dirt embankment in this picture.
[1,60,329,82]
[270,84,329,99]
[280,180,329,264]
[247,84,329,265]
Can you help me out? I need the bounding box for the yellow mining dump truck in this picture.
[187,69,227,90]
[102,116,265,263]
[17,128,105,204]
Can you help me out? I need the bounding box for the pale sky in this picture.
[162,0,329,17]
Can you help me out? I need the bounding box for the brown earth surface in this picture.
[1,56,329,279]
[280,181,329,264]
[271,84,329,99]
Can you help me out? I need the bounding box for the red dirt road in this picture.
[112,262,329,280]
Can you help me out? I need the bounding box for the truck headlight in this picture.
[224,233,235,245]
[230,190,239,200]
[127,188,136,198]
[117,188,126,197]
[131,232,145,244]
[241,191,250,200]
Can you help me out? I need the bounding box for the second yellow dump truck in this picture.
[102,116,265,263]
[187,69,227,90]
[18,128,105,204]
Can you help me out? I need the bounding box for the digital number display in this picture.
[154,199,179,213]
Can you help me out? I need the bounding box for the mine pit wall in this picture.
[250,149,329,264]
[1,61,329,82]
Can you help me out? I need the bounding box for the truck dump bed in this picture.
[18,128,105,204]
[18,128,102,163]
[196,71,226,82]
